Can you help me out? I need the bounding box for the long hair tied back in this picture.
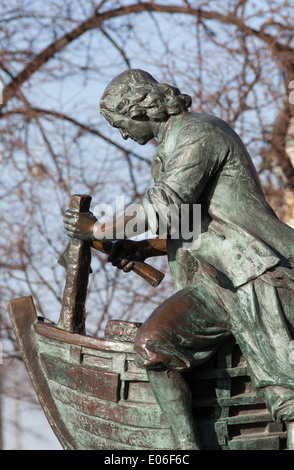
[100,69,192,122]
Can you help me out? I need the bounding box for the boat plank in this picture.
[58,400,175,449]
[193,394,264,408]
[227,411,272,426]
[65,422,152,450]
[228,434,285,451]
[48,380,169,429]
[34,321,135,353]
[40,354,120,403]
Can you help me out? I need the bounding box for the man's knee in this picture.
[134,324,166,370]
[134,322,197,371]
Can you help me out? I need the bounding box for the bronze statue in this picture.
[64,69,294,450]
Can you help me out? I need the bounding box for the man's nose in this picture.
[120,129,129,140]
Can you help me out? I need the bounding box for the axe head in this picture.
[58,244,69,269]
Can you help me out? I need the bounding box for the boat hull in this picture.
[8,296,288,450]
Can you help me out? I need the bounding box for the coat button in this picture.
[235,253,241,260]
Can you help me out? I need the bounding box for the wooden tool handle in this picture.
[92,240,165,288]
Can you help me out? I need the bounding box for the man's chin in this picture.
[130,135,151,145]
[137,137,151,145]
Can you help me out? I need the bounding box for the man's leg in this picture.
[232,272,294,449]
[134,285,231,450]
[147,369,201,450]
[263,385,294,449]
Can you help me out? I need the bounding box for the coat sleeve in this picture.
[141,123,227,234]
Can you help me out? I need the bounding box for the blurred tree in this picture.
[0,0,293,449]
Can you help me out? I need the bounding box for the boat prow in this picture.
[8,296,178,450]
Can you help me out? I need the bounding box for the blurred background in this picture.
[0,0,293,450]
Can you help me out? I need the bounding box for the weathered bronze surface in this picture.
[96,70,294,449]
[91,240,165,287]
[7,297,288,450]
[58,195,92,334]
[7,69,294,450]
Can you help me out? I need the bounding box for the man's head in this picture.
[100,69,192,144]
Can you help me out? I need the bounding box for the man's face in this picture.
[107,114,155,145]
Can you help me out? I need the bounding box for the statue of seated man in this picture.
[64,69,294,450]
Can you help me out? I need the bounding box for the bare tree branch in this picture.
[1,2,293,110]
[1,106,150,164]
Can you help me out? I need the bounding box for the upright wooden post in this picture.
[58,194,92,334]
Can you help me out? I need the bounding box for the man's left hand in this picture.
[63,210,97,241]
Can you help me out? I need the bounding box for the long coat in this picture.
[137,113,294,416]
[142,112,294,290]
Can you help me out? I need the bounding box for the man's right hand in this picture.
[107,239,147,273]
